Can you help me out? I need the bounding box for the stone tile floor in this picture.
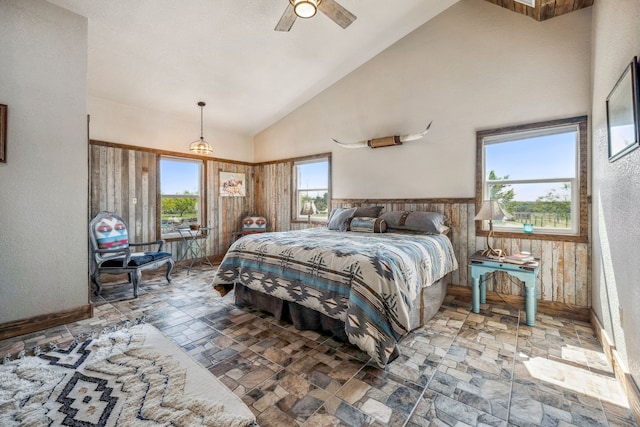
[1,264,636,427]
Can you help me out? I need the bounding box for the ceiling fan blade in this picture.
[318,0,357,29]
[274,4,297,32]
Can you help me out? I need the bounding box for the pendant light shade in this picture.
[189,101,213,155]
[290,0,320,18]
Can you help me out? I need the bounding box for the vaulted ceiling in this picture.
[45,0,594,136]
[45,0,460,136]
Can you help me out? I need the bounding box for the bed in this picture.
[212,212,458,367]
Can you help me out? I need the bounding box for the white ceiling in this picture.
[46,0,459,136]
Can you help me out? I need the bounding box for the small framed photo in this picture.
[606,57,640,162]
[0,104,6,163]
[219,171,246,197]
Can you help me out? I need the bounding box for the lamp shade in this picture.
[474,200,509,221]
[189,137,213,154]
[300,200,317,216]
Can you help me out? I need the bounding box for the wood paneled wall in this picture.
[210,161,255,252]
[253,162,292,232]
[333,199,591,308]
[90,144,157,243]
[89,141,254,261]
[253,156,326,232]
[90,142,591,308]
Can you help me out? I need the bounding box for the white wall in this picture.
[254,0,592,199]
[0,0,88,323]
[591,0,640,385]
[89,97,254,162]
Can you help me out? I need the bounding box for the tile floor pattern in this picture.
[1,264,637,427]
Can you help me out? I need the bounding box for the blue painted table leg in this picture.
[480,276,486,305]
[525,281,536,326]
[472,276,480,313]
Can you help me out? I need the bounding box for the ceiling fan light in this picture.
[290,0,319,19]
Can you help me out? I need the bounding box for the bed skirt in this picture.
[234,278,447,347]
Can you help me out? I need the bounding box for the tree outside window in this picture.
[160,157,203,236]
[477,116,587,238]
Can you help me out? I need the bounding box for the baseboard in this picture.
[591,309,640,426]
[177,255,223,266]
[590,310,615,368]
[0,304,93,341]
[623,370,640,427]
[446,284,590,322]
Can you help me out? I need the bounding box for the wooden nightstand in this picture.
[469,253,540,326]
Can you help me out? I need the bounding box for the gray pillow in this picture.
[327,207,357,231]
[353,205,384,218]
[379,210,446,234]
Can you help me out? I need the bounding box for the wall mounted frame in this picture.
[219,171,246,197]
[0,104,6,163]
[606,56,640,162]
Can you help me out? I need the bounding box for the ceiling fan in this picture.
[275,0,357,32]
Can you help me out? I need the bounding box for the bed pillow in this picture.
[379,210,446,234]
[348,217,387,233]
[327,207,357,231]
[353,205,384,218]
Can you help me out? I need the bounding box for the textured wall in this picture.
[591,0,640,384]
[254,0,592,200]
[88,97,255,163]
[0,0,88,323]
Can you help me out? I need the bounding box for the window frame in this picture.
[159,156,206,240]
[476,116,588,242]
[291,153,331,224]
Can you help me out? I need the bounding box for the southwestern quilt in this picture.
[212,228,458,366]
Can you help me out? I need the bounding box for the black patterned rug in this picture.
[0,322,256,426]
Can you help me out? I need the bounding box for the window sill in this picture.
[291,219,327,225]
[476,229,588,243]
[163,233,208,242]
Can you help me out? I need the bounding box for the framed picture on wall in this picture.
[219,171,246,197]
[606,56,640,162]
[0,104,6,163]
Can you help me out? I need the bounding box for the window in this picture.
[160,157,204,237]
[293,156,330,222]
[476,116,587,240]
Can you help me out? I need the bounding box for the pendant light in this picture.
[189,101,213,155]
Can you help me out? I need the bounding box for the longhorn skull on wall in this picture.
[332,121,432,149]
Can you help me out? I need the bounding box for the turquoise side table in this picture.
[469,254,540,326]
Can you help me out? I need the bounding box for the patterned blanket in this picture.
[213,228,458,366]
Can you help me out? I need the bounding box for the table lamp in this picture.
[475,200,509,257]
[300,201,317,223]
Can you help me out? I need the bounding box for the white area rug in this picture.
[0,322,256,426]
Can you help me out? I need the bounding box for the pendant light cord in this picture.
[200,104,204,140]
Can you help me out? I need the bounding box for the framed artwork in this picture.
[606,56,640,162]
[0,104,6,163]
[219,171,246,197]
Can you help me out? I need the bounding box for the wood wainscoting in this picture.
[332,198,591,310]
[0,304,93,341]
[89,142,591,310]
[89,140,256,261]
